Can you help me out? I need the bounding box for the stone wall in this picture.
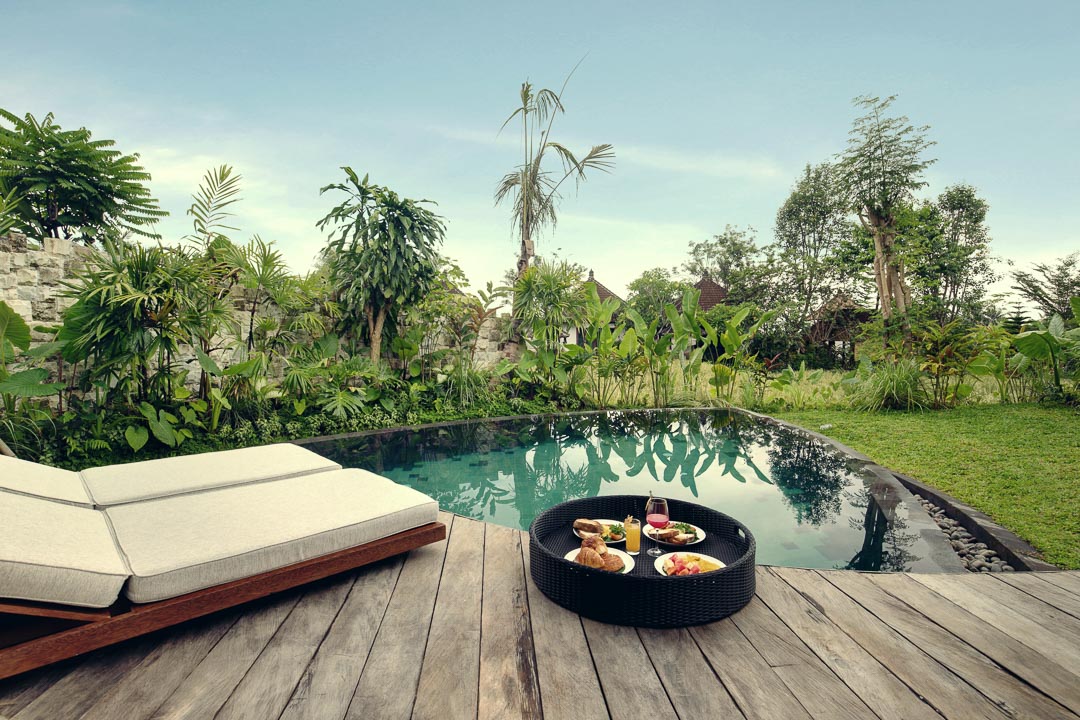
[0,231,520,375]
[0,232,91,340]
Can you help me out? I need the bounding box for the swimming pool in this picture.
[303,409,958,571]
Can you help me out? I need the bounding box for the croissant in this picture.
[580,535,608,555]
[602,552,625,573]
[575,546,605,568]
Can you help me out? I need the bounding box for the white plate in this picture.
[564,546,635,574]
[643,522,706,546]
[572,519,627,544]
[654,552,726,576]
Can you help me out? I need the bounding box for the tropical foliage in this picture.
[0,109,165,243]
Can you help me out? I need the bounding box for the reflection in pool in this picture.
[304,409,948,571]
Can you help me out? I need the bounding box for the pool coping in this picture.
[296,406,1051,572]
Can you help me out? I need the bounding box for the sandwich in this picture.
[573,518,603,534]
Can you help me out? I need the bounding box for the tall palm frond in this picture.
[187,165,242,242]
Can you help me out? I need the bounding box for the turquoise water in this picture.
[305,409,946,571]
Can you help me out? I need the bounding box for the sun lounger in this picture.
[0,445,445,679]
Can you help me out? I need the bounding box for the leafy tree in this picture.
[318,168,446,362]
[903,184,996,324]
[0,110,166,243]
[837,95,936,333]
[495,72,614,277]
[1012,253,1080,322]
[626,268,690,326]
[683,225,778,306]
[774,162,850,329]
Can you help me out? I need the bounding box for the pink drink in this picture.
[646,513,669,529]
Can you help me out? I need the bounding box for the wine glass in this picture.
[645,496,669,558]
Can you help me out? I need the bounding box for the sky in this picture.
[2,1,1078,302]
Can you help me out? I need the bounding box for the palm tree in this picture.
[495,71,614,277]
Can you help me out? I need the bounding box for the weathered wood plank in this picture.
[0,660,78,718]
[581,619,675,717]
[690,618,813,720]
[345,513,454,720]
[151,591,301,720]
[1035,572,1080,597]
[478,524,540,720]
[754,568,938,720]
[12,636,155,720]
[413,516,485,720]
[637,627,746,719]
[994,572,1080,620]
[825,570,1078,720]
[278,557,404,720]
[215,575,354,720]
[909,573,1080,670]
[728,596,877,720]
[869,573,1080,717]
[521,531,609,720]
[964,572,1080,630]
[775,568,1009,720]
[80,611,239,720]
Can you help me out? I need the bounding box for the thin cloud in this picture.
[618,145,786,181]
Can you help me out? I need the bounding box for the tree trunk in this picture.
[369,306,388,362]
[516,228,533,278]
[864,211,911,339]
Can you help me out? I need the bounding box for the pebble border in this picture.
[913,494,1013,572]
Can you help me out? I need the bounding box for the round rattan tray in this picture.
[529,495,756,627]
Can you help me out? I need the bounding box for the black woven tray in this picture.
[529,495,756,627]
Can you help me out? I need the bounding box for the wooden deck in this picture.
[2,513,1079,720]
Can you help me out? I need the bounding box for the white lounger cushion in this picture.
[0,455,93,506]
[81,443,341,506]
[107,468,438,603]
[0,492,128,608]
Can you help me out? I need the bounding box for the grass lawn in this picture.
[776,404,1080,570]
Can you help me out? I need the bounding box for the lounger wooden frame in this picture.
[0,521,447,680]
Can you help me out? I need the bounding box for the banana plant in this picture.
[624,307,675,408]
[702,306,777,404]
[769,360,825,410]
[1013,300,1080,395]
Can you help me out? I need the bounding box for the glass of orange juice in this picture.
[625,516,641,555]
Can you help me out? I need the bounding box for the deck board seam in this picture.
[269,573,361,720]
[756,567,922,720]
[138,611,244,720]
[210,592,305,720]
[328,558,406,720]
[681,625,749,720]
[403,513,458,720]
[517,532,544,720]
[633,626,683,718]
[473,520,487,720]
[815,570,1080,720]
[576,616,613,720]
[989,574,1080,621]
[864,574,1080,718]
[779,568,1010,720]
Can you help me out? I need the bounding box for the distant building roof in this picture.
[585,269,623,303]
[693,277,729,311]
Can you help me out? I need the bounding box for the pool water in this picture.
[305,409,951,571]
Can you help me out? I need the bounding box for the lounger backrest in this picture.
[79,443,342,506]
[0,455,93,506]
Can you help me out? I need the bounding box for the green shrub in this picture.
[845,359,929,411]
